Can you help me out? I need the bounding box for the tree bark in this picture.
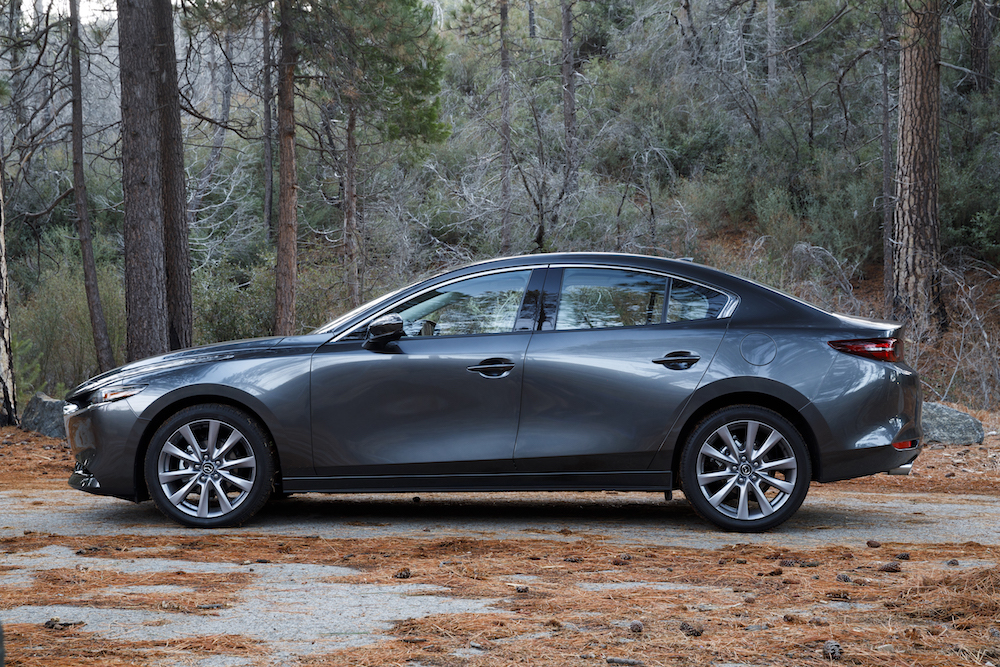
[262,6,275,239]
[767,0,777,95]
[274,0,299,336]
[880,0,895,317]
[561,0,578,196]
[118,0,169,362]
[343,103,361,308]
[71,0,115,372]
[891,0,947,329]
[970,0,994,92]
[499,0,512,255]
[0,170,17,424]
[154,0,192,351]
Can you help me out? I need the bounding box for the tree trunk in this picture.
[343,103,361,308]
[154,0,192,351]
[528,0,536,38]
[499,0,512,255]
[970,0,994,92]
[0,172,17,425]
[274,0,299,336]
[561,0,578,196]
[71,0,115,372]
[118,0,169,362]
[891,0,947,329]
[881,0,895,317]
[262,5,275,239]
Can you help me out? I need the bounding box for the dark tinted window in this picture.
[666,279,729,322]
[556,268,667,330]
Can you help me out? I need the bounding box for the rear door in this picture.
[513,265,732,473]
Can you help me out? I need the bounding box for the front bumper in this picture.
[64,400,144,501]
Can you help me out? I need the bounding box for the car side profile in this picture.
[64,252,922,531]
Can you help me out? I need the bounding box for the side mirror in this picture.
[363,313,404,350]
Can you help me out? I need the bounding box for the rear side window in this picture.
[556,268,666,330]
[667,279,730,322]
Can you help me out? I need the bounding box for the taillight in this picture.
[828,338,903,363]
[892,439,919,450]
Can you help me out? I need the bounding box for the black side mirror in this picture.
[363,313,404,350]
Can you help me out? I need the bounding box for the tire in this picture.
[680,405,811,532]
[145,404,275,528]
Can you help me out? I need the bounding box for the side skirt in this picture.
[282,470,672,494]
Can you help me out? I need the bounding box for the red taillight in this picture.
[892,439,919,451]
[828,338,902,363]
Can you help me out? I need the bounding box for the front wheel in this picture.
[680,405,810,532]
[145,404,275,528]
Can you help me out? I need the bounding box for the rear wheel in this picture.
[145,404,275,528]
[680,405,810,532]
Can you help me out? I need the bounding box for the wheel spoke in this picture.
[700,441,737,466]
[166,475,200,506]
[197,479,212,518]
[211,479,234,514]
[162,441,199,465]
[759,472,795,494]
[707,476,738,507]
[750,480,775,516]
[736,482,750,521]
[178,424,202,459]
[758,456,797,473]
[215,430,243,460]
[218,470,254,492]
[698,469,734,486]
[744,420,759,453]
[158,468,196,483]
[751,430,784,463]
[218,455,255,471]
[713,424,742,461]
[205,420,221,460]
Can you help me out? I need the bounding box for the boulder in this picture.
[20,392,68,440]
[921,402,984,446]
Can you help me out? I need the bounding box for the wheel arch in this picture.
[662,378,830,486]
[129,385,283,502]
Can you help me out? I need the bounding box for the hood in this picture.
[65,336,301,402]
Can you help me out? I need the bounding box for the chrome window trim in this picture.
[329,265,544,342]
[547,263,740,322]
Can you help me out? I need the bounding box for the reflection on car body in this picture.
[64,253,922,531]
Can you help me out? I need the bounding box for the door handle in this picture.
[467,358,516,378]
[652,351,701,370]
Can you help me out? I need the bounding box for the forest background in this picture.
[1,0,998,420]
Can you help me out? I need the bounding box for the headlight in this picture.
[92,385,147,405]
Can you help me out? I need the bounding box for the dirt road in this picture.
[2,428,1000,666]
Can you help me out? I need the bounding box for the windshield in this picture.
[310,286,409,334]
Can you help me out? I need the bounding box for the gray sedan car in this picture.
[64,253,921,531]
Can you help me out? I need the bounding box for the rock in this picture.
[20,392,68,439]
[895,553,910,560]
[922,402,985,445]
[867,540,882,548]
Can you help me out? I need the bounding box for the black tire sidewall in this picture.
[144,404,274,528]
[680,405,810,532]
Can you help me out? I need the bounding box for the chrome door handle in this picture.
[467,358,515,378]
[653,351,701,370]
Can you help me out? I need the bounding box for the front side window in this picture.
[386,270,532,337]
[556,268,667,330]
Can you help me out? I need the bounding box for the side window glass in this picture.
[387,270,532,337]
[666,279,729,322]
[555,268,666,330]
